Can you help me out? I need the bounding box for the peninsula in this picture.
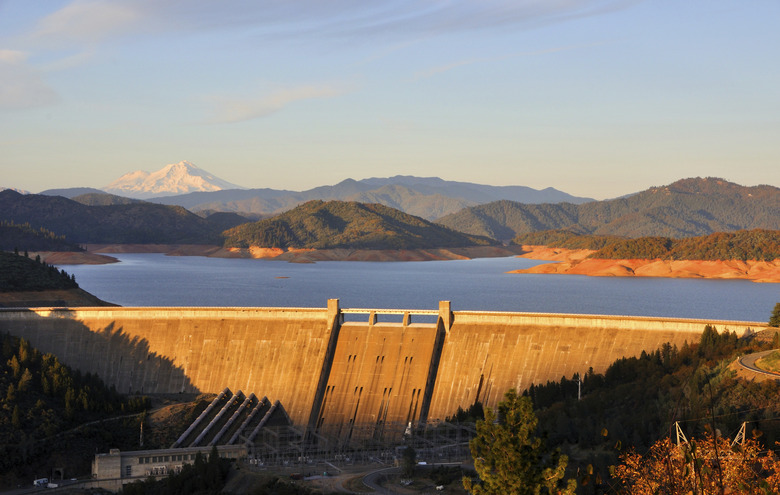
[510,229,780,283]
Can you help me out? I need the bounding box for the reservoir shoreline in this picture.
[512,245,780,284]
[30,243,780,283]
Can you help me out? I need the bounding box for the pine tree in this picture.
[769,302,780,328]
[11,405,21,429]
[463,389,576,495]
[401,446,417,478]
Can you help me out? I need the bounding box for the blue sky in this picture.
[1,1,778,199]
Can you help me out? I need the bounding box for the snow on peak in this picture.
[103,161,242,198]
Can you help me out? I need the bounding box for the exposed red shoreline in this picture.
[511,245,780,283]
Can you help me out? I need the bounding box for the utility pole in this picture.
[674,421,688,446]
[731,422,747,448]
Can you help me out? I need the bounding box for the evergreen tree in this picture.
[463,389,576,495]
[770,302,780,328]
[401,446,416,478]
[11,405,21,429]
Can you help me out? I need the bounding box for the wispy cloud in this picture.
[38,48,97,72]
[413,41,613,80]
[0,49,26,64]
[209,84,352,124]
[23,1,638,45]
[0,49,58,111]
[28,1,142,46]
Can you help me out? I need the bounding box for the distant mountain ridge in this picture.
[34,171,592,220]
[103,161,243,198]
[437,178,780,240]
[0,189,244,245]
[150,175,593,220]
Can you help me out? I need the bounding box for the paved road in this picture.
[738,350,780,378]
[361,467,401,494]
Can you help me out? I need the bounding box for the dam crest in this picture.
[0,300,763,438]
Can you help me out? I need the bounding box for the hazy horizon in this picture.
[2,1,779,200]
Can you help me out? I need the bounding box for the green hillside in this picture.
[0,190,231,244]
[0,221,83,252]
[0,251,79,291]
[513,228,624,250]
[437,178,780,240]
[223,199,497,250]
[523,325,780,490]
[0,333,149,485]
[590,229,780,261]
[513,229,780,262]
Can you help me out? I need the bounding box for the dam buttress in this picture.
[0,300,763,438]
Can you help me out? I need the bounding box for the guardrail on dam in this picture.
[0,301,764,438]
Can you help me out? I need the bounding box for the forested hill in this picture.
[0,190,246,244]
[590,229,780,261]
[0,251,79,291]
[0,333,149,485]
[514,229,780,262]
[436,177,780,240]
[512,229,624,250]
[222,200,497,250]
[0,221,84,252]
[527,325,780,490]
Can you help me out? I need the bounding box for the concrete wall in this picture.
[427,312,758,420]
[313,321,439,439]
[0,303,763,432]
[0,306,337,425]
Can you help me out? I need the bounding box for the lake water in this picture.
[58,254,779,322]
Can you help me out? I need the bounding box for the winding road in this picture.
[738,350,780,378]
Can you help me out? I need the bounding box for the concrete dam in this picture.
[0,301,763,438]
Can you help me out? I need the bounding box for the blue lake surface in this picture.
[59,254,779,322]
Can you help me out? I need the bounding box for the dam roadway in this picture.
[0,301,764,440]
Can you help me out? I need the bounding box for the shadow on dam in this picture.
[0,302,766,434]
[0,308,198,396]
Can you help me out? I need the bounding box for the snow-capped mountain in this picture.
[103,161,243,198]
[0,187,30,194]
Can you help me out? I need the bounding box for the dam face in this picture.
[0,301,762,436]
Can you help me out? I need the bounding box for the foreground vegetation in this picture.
[528,326,779,492]
[460,320,780,493]
[0,332,149,486]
